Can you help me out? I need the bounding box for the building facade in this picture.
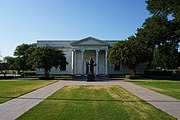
[36,37,144,75]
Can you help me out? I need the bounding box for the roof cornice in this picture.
[70,36,110,46]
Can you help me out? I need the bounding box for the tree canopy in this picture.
[3,56,17,70]
[146,0,180,43]
[146,0,180,19]
[109,36,147,75]
[109,0,180,73]
[0,56,17,76]
[135,0,180,69]
[152,43,178,70]
[28,46,68,77]
[0,62,8,76]
[14,43,36,71]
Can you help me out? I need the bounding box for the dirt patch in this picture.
[86,86,103,90]
[106,87,121,99]
[63,86,80,92]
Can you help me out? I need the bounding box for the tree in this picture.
[3,56,18,75]
[136,15,174,46]
[0,56,18,76]
[28,46,68,77]
[152,43,178,70]
[25,44,36,70]
[0,56,9,76]
[14,43,36,71]
[146,0,180,46]
[135,15,175,68]
[109,36,147,75]
[135,0,180,69]
[146,0,180,20]
[0,51,2,61]
[0,62,8,76]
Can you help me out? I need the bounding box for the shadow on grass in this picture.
[0,96,180,103]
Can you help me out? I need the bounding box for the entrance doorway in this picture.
[86,62,89,75]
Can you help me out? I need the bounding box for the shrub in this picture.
[125,75,141,79]
[109,75,125,78]
[144,70,173,76]
[23,71,36,76]
[0,76,14,79]
[39,76,55,80]
[172,70,180,76]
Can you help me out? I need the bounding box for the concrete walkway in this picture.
[0,80,180,120]
[0,81,64,120]
[117,81,180,120]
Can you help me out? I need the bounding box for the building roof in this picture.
[37,37,120,47]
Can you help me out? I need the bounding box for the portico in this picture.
[71,49,108,75]
[70,37,110,75]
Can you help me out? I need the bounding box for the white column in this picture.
[105,50,108,75]
[96,50,99,75]
[74,50,76,74]
[71,50,74,74]
[81,50,84,75]
[71,49,75,75]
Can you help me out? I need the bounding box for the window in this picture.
[114,64,120,71]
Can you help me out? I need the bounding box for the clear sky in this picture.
[0,0,150,57]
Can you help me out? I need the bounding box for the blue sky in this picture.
[0,0,150,57]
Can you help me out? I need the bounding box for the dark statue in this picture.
[87,57,96,81]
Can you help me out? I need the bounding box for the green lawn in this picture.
[129,80,180,100]
[0,80,57,103]
[17,86,175,120]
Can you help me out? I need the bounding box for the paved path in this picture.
[116,81,180,120]
[0,81,64,120]
[0,80,179,120]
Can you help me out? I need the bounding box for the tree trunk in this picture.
[44,69,50,77]
[130,68,136,75]
[3,71,6,76]
[2,70,7,76]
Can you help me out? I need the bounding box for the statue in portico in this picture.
[87,57,96,81]
[89,57,96,74]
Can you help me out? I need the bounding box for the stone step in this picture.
[73,75,108,81]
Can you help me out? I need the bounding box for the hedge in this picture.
[144,70,173,76]
[38,76,55,80]
[0,76,14,79]
[125,75,141,79]
[23,71,36,76]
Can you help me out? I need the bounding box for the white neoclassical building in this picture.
[36,37,144,75]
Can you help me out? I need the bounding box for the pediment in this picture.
[70,37,109,46]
